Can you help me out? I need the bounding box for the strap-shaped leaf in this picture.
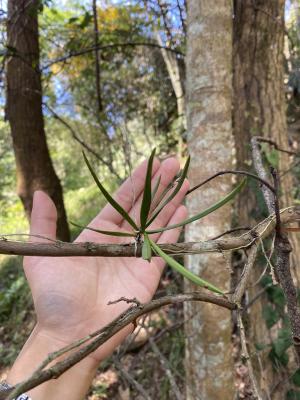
[147,178,246,234]
[71,221,135,237]
[151,175,161,202]
[149,238,224,294]
[142,233,152,262]
[140,148,156,232]
[83,151,138,230]
[146,156,190,228]
[150,176,176,210]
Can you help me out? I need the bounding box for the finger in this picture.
[24,191,57,271]
[153,204,188,270]
[146,179,189,243]
[88,158,160,228]
[28,191,57,242]
[75,219,133,244]
[121,157,180,230]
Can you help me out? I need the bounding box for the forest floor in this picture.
[0,255,186,400]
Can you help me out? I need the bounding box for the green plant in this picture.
[73,149,246,295]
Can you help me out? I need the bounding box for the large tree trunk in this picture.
[184,1,235,398]
[6,0,70,241]
[233,0,297,397]
[233,0,299,278]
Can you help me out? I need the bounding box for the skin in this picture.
[7,157,189,399]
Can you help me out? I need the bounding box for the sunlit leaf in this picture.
[146,155,190,227]
[70,221,135,237]
[83,151,138,230]
[149,238,224,294]
[147,178,246,234]
[140,148,156,232]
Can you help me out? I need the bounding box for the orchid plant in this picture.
[73,149,246,295]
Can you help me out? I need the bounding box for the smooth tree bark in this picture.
[6,0,70,240]
[156,33,186,134]
[185,1,235,398]
[233,0,298,396]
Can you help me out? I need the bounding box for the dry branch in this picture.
[1,207,299,258]
[251,137,300,364]
[0,292,234,400]
[43,42,184,70]
[237,311,263,400]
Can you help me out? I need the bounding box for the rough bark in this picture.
[185,1,235,399]
[6,0,70,240]
[232,1,297,397]
[233,0,300,278]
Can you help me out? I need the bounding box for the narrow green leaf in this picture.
[83,151,138,230]
[142,233,152,262]
[146,156,190,227]
[151,175,161,202]
[151,177,176,210]
[149,238,224,294]
[147,178,246,234]
[70,221,135,237]
[140,148,156,232]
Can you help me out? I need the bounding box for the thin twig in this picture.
[209,226,252,241]
[237,311,263,400]
[113,357,151,400]
[92,0,103,113]
[243,283,273,313]
[148,337,183,400]
[0,292,235,400]
[108,297,142,307]
[251,137,300,365]
[255,136,298,156]
[187,169,275,196]
[43,103,122,181]
[43,42,184,70]
[270,168,282,237]
[257,236,277,285]
[232,244,258,304]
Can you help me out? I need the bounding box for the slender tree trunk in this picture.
[156,33,186,133]
[233,0,297,397]
[6,0,70,241]
[185,1,235,398]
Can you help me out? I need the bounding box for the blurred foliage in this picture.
[287,1,300,124]
[0,256,33,366]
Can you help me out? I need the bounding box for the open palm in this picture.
[24,157,189,361]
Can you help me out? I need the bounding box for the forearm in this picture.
[7,326,98,400]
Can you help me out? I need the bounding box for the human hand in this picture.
[24,157,189,362]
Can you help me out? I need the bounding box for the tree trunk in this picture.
[233,0,297,397]
[156,33,186,133]
[233,0,300,278]
[185,1,235,398]
[6,0,70,241]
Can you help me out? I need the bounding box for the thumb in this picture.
[24,190,58,272]
[29,190,57,243]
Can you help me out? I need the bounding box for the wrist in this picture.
[8,325,98,400]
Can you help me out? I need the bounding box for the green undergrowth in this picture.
[255,274,300,399]
[0,256,34,367]
[65,184,109,239]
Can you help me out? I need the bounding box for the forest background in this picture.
[2,0,300,399]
